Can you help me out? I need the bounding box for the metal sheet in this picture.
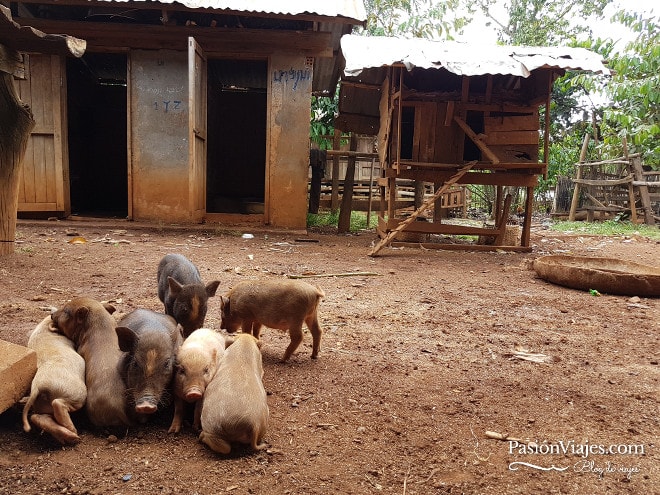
[85,0,367,24]
[341,34,609,78]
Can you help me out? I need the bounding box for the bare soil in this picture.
[0,218,658,495]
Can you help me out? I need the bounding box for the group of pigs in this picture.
[21,253,325,455]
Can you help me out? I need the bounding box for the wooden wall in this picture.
[16,54,69,215]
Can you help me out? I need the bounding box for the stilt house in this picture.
[336,35,609,251]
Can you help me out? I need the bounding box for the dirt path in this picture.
[0,219,658,495]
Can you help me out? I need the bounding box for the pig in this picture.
[115,308,182,422]
[51,297,131,427]
[168,328,226,434]
[157,253,221,338]
[220,279,325,362]
[22,315,87,445]
[198,333,268,454]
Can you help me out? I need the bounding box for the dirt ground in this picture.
[0,218,657,495]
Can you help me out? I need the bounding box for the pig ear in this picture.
[103,303,116,315]
[206,280,220,297]
[223,335,235,348]
[220,296,229,311]
[74,306,90,325]
[116,326,138,352]
[168,277,184,295]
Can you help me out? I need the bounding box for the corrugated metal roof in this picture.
[341,34,609,78]
[88,0,367,24]
[0,5,85,57]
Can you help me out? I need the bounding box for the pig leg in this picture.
[168,397,185,434]
[192,400,202,431]
[51,398,78,434]
[199,431,232,454]
[252,323,264,339]
[305,315,323,359]
[281,324,304,363]
[29,413,81,445]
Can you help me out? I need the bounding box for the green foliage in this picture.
[467,0,611,45]
[310,94,340,150]
[361,0,467,39]
[550,220,660,240]
[307,210,378,231]
[600,11,660,164]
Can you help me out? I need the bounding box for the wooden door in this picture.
[188,37,207,222]
[16,54,69,215]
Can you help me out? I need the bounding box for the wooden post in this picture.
[366,157,375,228]
[0,59,36,256]
[308,148,324,214]
[568,134,590,221]
[520,186,534,247]
[622,137,638,224]
[630,155,655,225]
[338,133,358,233]
[331,128,341,212]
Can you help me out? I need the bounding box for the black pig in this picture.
[157,254,220,338]
[116,308,182,421]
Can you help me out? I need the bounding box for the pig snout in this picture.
[184,386,204,402]
[135,396,159,415]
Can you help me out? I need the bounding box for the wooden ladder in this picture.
[369,161,476,257]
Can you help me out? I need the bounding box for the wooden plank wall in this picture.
[16,54,68,214]
[483,110,539,162]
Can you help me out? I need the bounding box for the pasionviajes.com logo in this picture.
[507,439,646,479]
[509,439,645,459]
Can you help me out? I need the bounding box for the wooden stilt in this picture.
[369,161,476,257]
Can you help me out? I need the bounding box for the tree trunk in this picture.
[0,71,35,255]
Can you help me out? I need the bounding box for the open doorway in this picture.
[66,53,128,218]
[206,59,267,214]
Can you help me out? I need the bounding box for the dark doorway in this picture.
[67,53,127,217]
[207,59,267,214]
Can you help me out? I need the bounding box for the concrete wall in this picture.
[268,54,313,229]
[130,50,191,222]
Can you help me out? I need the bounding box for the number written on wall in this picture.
[272,68,311,91]
[153,101,183,112]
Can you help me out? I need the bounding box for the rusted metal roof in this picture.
[341,34,609,78]
[85,0,367,24]
[0,5,85,58]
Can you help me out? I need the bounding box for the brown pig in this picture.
[115,308,182,422]
[157,254,220,338]
[168,328,226,434]
[51,297,131,427]
[198,333,268,454]
[220,279,325,362]
[22,315,87,445]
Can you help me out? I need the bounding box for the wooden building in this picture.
[11,0,365,229]
[336,35,609,251]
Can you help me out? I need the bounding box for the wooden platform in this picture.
[0,340,36,414]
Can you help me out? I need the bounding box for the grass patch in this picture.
[550,220,660,240]
[307,210,378,232]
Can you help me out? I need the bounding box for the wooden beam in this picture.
[385,169,538,187]
[453,115,500,164]
[15,18,333,56]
